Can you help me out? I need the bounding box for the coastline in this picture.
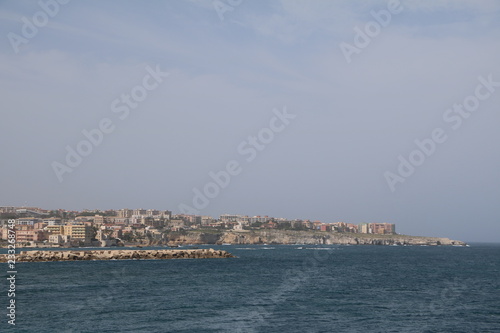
[0,230,467,249]
[163,230,467,247]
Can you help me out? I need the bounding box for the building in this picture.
[49,234,62,244]
[201,216,215,226]
[370,223,396,235]
[74,216,92,223]
[290,220,303,229]
[117,209,133,218]
[142,217,164,228]
[46,225,64,234]
[181,215,201,225]
[133,209,147,216]
[302,220,314,229]
[358,222,396,235]
[358,223,370,234]
[233,222,244,231]
[0,206,16,214]
[63,223,93,242]
[5,225,47,243]
[249,216,271,223]
[345,223,358,233]
[108,217,130,225]
[220,214,241,222]
[45,223,93,244]
[16,218,41,226]
[312,221,323,230]
[93,215,106,225]
[168,219,186,230]
[44,218,62,226]
[320,224,332,232]
[146,209,160,217]
[263,221,277,229]
[236,216,250,224]
[15,207,48,217]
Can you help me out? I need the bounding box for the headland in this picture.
[161,230,467,247]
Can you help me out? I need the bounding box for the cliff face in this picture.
[165,232,222,246]
[165,230,466,246]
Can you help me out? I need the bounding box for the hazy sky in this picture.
[1,0,499,242]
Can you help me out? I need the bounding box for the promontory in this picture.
[161,230,467,247]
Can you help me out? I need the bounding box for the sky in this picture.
[0,0,499,242]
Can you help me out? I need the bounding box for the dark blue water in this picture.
[3,244,500,332]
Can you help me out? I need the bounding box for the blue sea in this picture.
[3,244,500,332]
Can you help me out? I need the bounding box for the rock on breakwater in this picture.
[0,249,234,262]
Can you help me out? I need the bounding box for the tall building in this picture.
[117,209,133,218]
[63,223,93,242]
[146,209,160,217]
[358,223,369,233]
[133,209,147,216]
[358,222,395,234]
[162,210,172,219]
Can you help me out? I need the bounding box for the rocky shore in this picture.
[0,249,234,262]
[164,230,467,246]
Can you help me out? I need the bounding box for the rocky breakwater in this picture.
[0,249,234,262]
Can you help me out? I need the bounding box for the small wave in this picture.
[305,248,339,250]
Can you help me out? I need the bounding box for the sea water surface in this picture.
[3,244,500,332]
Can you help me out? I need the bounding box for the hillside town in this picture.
[0,206,396,247]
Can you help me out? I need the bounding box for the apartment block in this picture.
[16,218,41,226]
[63,224,93,241]
[117,209,133,218]
[358,222,396,235]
